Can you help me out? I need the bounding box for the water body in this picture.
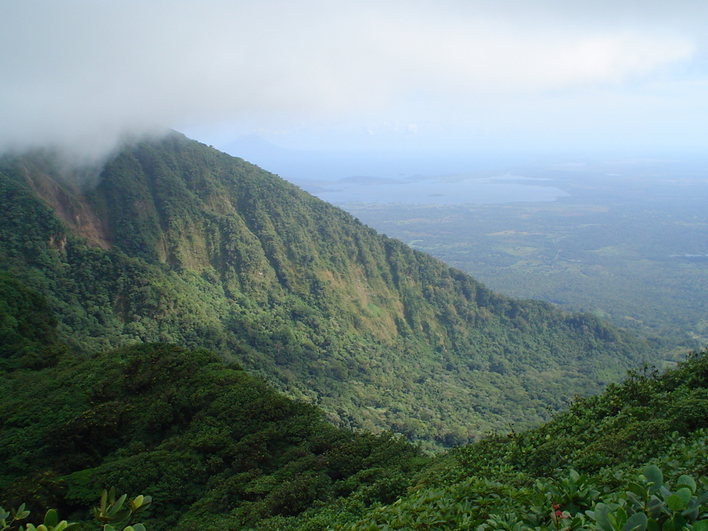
[670,254,708,262]
[222,137,567,205]
[292,174,569,205]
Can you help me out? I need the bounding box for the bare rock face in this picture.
[20,162,111,250]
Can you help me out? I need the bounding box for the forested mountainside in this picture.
[340,348,708,531]
[0,132,654,448]
[2,273,707,531]
[0,274,424,530]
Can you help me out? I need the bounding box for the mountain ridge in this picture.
[0,131,655,448]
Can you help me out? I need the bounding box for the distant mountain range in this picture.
[0,131,655,449]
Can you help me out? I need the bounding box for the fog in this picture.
[1,0,707,167]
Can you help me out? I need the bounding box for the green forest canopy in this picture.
[0,133,656,450]
[0,273,707,531]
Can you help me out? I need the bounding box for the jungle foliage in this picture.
[0,281,424,530]
[1,275,707,531]
[0,133,656,449]
[336,349,708,531]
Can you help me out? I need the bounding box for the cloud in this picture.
[0,0,704,160]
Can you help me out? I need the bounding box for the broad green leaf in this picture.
[43,509,58,528]
[648,497,664,519]
[134,496,152,514]
[111,508,131,524]
[676,475,696,494]
[630,496,648,510]
[595,503,618,531]
[666,495,686,512]
[672,514,686,531]
[698,491,708,507]
[108,494,127,517]
[623,512,647,531]
[628,483,648,500]
[692,520,708,531]
[618,507,629,528]
[645,466,663,495]
[675,488,692,505]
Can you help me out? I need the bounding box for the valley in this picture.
[4,3,708,529]
[0,134,655,449]
[1,135,707,531]
[331,161,708,359]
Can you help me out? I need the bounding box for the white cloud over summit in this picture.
[0,0,706,160]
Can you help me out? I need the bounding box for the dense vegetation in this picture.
[0,133,655,449]
[0,275,424,530]
[1,274,707,531]
[332,349,708,531]
[343,169,708,356]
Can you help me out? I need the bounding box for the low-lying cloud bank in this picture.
[1,0,705,163]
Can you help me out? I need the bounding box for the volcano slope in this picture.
[0,132,654,449]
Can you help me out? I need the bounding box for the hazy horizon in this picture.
[2,0,707,172]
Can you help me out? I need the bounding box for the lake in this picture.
[291,174,570,205]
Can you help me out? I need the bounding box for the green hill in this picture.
[0,275,424,530]
[1,274,706,531]
[340,348,708,531]
[0,132,654,448]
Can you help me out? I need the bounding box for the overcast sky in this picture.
[1,0,707,164]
